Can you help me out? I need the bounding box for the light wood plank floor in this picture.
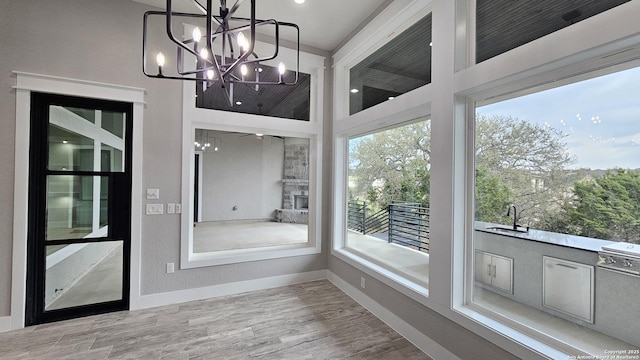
[0,280,431,359]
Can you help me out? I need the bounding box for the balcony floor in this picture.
[347,230,429,287]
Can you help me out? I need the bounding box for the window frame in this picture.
[452,2,640,356]
[332,0,435,305]
[179,37,326,269]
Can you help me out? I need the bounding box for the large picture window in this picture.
[472,64,640,353]
[345,119,431,290]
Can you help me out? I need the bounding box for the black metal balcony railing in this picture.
[347,200,366,233]
[388,202,429,253]
[347,200,429,253]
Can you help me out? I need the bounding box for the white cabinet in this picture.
[475,251,513,294]
[543,256,594,323]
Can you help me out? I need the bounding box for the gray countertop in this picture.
[475,222,614,252]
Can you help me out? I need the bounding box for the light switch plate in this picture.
[167,203,175,214]
[146,188,160,200]
[146,203,164,215]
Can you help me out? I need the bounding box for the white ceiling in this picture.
[133,0,389,51]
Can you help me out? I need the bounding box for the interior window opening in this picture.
[191,129,310,253]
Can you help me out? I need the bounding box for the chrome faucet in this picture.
[507,205,519,231]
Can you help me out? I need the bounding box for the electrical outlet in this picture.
[360,277,366,289]
[175,204,182,213]
[166,262,175,273]
[167,203,176,214]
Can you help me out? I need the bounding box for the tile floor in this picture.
[0,280,431,360]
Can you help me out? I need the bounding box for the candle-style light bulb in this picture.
[240,64,248,76]
[156,52,165,76]
[278,62,286,83]
[192,27,202,43]
[206,69,215,80]
[237,32,248,52]
[199,47,209,59]
[156,52,165,67]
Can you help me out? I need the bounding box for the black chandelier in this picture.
[142,0,300,106]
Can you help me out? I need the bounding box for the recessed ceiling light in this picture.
[388,96,395,100]
[295,0,305,4]
[62,140,68,144]
[236,101,242,105]
[350,88,359,94]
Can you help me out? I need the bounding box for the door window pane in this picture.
[46,175,109,241]
[48,124,94,171]
[101,144,124,172]
[101,111,125,138]
[45,241,123,311]
[48,106,126,172]
[63,106,95,123]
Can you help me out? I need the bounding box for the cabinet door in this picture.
[492,255,513,293]
[543,256,594,323]
[475,251,493,285]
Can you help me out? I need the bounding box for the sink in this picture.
[485,226,529,234]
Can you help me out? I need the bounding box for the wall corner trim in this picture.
[327,271,460,360]
[132,270,328,310]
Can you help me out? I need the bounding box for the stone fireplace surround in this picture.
[275,143,309,224]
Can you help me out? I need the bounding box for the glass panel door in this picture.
[26,93,132,325]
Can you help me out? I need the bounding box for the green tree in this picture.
[556,170,640,243]
[475,114,576,226]
[350,121,431,209]
[349,115,575,225]
[475,166,512,223]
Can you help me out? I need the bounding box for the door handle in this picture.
[556,263,578,270]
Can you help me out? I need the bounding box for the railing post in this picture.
[388,204,393,243]
[361,201,366,234]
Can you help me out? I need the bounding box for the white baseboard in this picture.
[0,316,12,333]
[327,271,459,360]
[132,269,328,310]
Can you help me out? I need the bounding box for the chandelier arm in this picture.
[143,10,210,78]
[191,0,206,14]
[224,0,245,23]
[219,0,255,79]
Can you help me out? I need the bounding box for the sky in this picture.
[478,66,640,170]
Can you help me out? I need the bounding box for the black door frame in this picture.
[26,92,133,325]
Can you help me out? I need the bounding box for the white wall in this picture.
[200,132,283,221]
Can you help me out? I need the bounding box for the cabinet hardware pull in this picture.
[487,264,492,276]
[556,263,578,270]
[492,264,497,278]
